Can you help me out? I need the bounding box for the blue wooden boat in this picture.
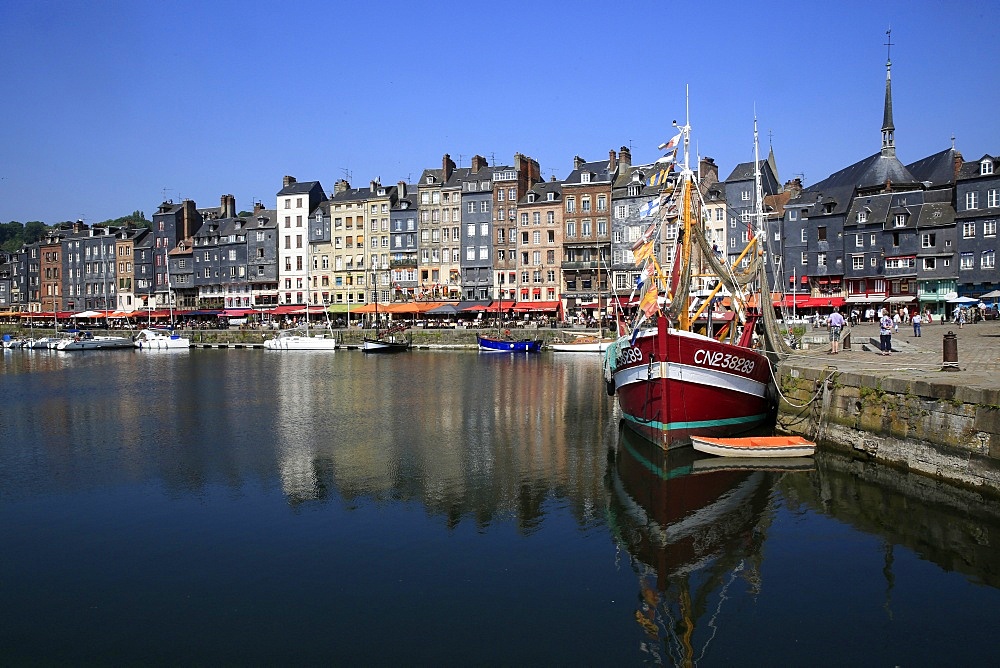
[477,334,542,353]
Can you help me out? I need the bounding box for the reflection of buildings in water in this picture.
[275,352,615,529]
[607,425,778,664]
[782,451,1000,591]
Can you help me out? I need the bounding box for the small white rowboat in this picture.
[690,435,816,459]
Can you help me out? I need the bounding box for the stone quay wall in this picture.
[776,319,1000,496]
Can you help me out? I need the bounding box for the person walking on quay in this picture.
[879,309,894,356]
[912,310,922,337]
[827,308,846,354]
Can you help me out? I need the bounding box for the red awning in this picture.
[801,276,809,284]
[271,304,307,315]
[512,301,561,312]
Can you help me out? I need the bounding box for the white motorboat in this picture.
[134,328,190,350]
[263,328,338,351]
[549,334,614,353]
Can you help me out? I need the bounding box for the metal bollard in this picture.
[842,332,851,350]
[942,330,959,371]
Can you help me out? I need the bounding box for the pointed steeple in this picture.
[881,29,895,157]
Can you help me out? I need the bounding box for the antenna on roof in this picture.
[457,153,465,167]
[951,134,956,150]
[340,167,352,183]
[490,152,496,167]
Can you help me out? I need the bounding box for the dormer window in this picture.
[857,210,868,224]
[528,193,536,203]
[581,173,591,183]
[546,192,555,201]
[628,185,640,197]
[894,214,907,227]
[426,176,435,184]
[378,188,386,196]
[982,160,994,176]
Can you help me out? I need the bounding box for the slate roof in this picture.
[277,180,323,197]
[520,179,563,205]
[563,159,614,186]
[956,154,999,180]
[906,148,958,188]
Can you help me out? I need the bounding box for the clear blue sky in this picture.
[1,0,996,225]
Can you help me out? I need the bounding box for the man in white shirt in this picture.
[828,308,846,354]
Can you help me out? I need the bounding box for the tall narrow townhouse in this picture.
[307,201,333,308]
[246,204,279,309]
[363,180,396,304]
[328,179,372,308]
[955,153,999,299]
[560,152,616,321]
[152,199,202,308]
[114,226,149,312]
[905,149,959,312]
[191,194,255,310]
[459,155,493,301]
[516,177,563,310]
[276,175,327,305]
[417,154,472,300]
[492,153,541,302]
[39,228,64,313]
[389,183,419,300]
[721,150,781,280]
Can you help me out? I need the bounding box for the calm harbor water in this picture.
[3,348,1000,665]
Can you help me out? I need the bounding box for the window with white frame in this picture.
[853,256,864,270]
[960,252,974,269]
[984,250,996,269]
[922,233,936,248]
[923,257,936,271]
[985,220,997,237]
[817,252,827,267]
[989,190,999,208]
[615,204,627,218]
[741,190,750,201]
[966,191,979,210]
[856,233,864,247]
[800,252,807,265]
[857,210,868,223]
[982,160,994,175]
[894,214,906,227]
[800,229,807,242]
[963,222,976,238]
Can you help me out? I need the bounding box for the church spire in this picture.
[881,28,895,157]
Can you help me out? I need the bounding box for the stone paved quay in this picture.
[780,318,1000,389]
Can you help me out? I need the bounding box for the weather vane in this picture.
[885,27,893,63]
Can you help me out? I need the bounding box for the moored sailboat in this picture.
[604,107,788,450]
[476,297,542,352]
[362,270,410,353]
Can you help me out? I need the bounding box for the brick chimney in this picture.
[442,153,456,182]
[608,149,617,173]
[471,154,487,174]
[221,194,236,218]
[619,146,632,171]
[333,179,350,195]
[180,199,202,239]
[253,202,265,215]
[953,151,964,180]
[73,220,84,233]
[784,179,803,198]
[283,175,296,188]
[370,179,380,193]
[574,156,585,170]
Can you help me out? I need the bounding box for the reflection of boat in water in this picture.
[607,424,783,664]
